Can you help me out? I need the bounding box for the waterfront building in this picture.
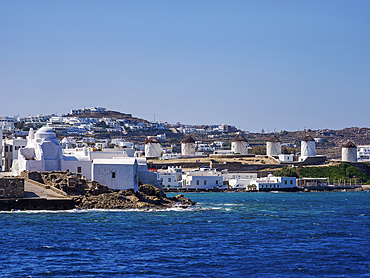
[266,135,281,156]
[342,141,357,162]
[11,127,160,191]
[231,134,248,155]
[251,175,296,191]
[157,166,183,188]
[182,169,223,189]
[224,172,258,189]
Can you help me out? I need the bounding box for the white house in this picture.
[157,166,183,188]
[92,158,138,191]
[357,145,370,161]
[251,175,296,190]
[61,137,74,149]
[2,137,28,172]
[278,154,294,163]
[0,117,15,131]
[111,138,134,148]
[224,172,258,189]
[182,169,224,189]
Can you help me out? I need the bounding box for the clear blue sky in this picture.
[1,0,369,132]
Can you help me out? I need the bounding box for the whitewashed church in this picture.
[12,126,160,191]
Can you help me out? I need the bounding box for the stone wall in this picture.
[138,170,162,190]
[0,177,24,198]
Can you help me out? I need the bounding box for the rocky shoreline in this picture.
[72,185,196,210]
[19,171,196,210]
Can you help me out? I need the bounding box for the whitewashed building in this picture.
[0,117,14,131]
[2,137,27,172]
[357,145,370,161]
[224,172,258,189]
[182,169,223,189]
[157,167,183,188]
[11,127,160,191]
[251,175,296,190]
[278,154,294,163]
[61,137,73,149]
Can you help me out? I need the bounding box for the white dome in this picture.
[35,126,57,140]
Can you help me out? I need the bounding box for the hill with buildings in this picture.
[67,109,149,124]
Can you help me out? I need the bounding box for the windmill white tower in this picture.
[266,135,281,156]
[0,128,2,171]
[301,135,316,157]
[231,134,248,155]
[145,137,162,158]
[342,141,357,162]
[181,135,196,156]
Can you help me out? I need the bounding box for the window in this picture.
[168,178,171,182]
[196,180,199,185]
[112,172,116,178]
[290,180,293,185]
[216,180,218,185]
[285,180,287,185]
[160,178,163,182]
[5,146,8,152]
[77,167,81,173]
[204,180,207,185]
[0,189,4,196]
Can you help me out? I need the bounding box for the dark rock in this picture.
[26,171,196,210]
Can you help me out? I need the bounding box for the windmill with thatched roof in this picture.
[231,133,248,155]
[181,135,196,156]
[145,137,162,158]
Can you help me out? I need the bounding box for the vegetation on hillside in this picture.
[274,163,370,184]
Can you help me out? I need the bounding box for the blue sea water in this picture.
[1,191,370,277]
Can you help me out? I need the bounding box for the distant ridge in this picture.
[71,110,148,123]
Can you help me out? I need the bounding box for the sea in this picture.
[1,191,369,278]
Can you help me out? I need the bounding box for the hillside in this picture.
[69,110,149,123]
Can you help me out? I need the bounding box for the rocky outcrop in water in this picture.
[24,171,196,210]
[73,185,196,209]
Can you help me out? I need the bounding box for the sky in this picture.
[1,0,370,132]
